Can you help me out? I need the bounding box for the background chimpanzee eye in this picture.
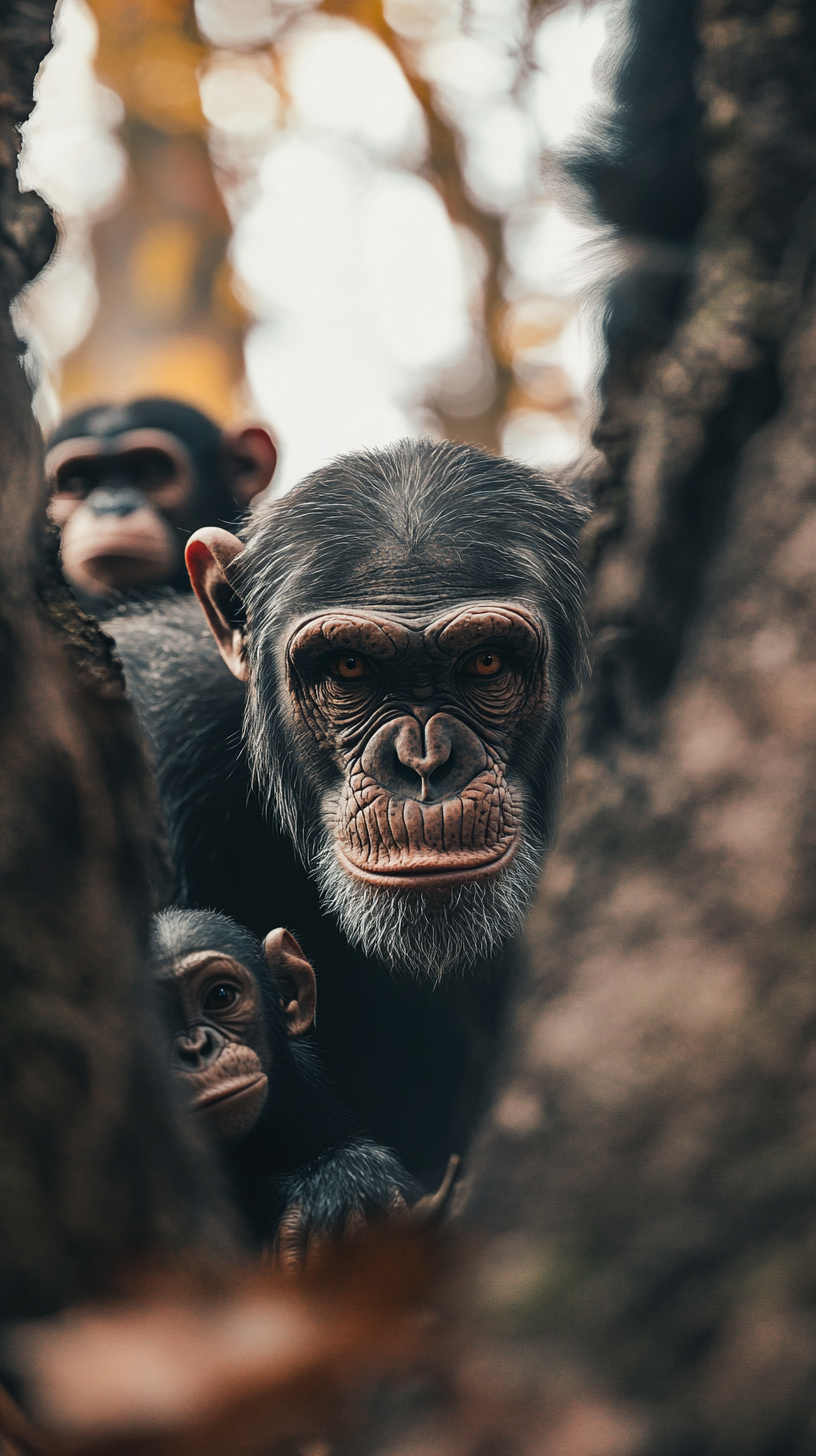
[203,982,239,1012]
[56,474,89,498]
[460,650,505,678]
[129,450,176,489]
[328,653,375,681]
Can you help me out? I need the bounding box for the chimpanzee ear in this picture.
[263,928,316,1037]
[185,527,248,683]
[222,425,278,508]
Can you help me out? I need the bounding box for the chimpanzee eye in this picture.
[329,653,375,681]
[461,650,505,678]
[56,475,88,498]
[131,450,176,488]
[203,982,239,1012]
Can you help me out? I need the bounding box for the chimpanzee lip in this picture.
[192,1073,268,1112]
[82,540,172,562]
[337,837,518,892]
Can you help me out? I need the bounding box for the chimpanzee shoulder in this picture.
[109,592,243,774]
[110,594,258,913]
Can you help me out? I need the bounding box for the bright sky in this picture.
[18,0,612,493]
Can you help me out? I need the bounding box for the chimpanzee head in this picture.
[149,908,316,1143]
[186,439,589,979]
[47,397,277,599]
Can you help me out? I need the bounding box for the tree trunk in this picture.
[462,2,816,1450]
[0,1,230,1320]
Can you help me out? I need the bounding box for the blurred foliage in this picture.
[63,0,247,420]
[318,0,576,451]
[62,0,584,445]
[4,1224,443,1454]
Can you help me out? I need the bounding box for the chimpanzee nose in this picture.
[173,1025,226,1071]
[86,485,147,518]
[361,712,487,802]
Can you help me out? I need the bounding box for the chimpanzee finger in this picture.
[273,1204,308,1274]
[302,1226,334,1271]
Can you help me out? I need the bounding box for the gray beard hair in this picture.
[310,831,546,981]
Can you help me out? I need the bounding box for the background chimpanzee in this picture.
[46,397,277,603]
[150,907,420,1259]
[113,439,588,1184]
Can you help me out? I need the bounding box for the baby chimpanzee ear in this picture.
[263,928,317,1037]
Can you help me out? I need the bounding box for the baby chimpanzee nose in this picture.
[173,1025,226,1071]
[86,485,147,517]
[361,712,487,802]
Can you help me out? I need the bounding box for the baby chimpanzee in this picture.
[149,908,420,1260]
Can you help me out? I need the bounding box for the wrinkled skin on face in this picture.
[286,603,549,893]
[185,440,588,976]
[156,927,316,1141]
[159,950,273,1141]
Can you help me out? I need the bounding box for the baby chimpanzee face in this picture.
[159,951,273,1141]
[154,927,316,1143]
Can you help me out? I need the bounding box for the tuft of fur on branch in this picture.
[567,0,816,743]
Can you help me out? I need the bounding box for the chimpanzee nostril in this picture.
[362,713,487,801]
[394,716,452,780]
[429,753,456,788]
[173,1024,226,1071]
[390,751,423,790]
[87,485,147,518]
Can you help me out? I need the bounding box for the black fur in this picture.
[562,0,707,486]
[149,908,420,1247]
[112,440,588,1184]
[563,0,705,244]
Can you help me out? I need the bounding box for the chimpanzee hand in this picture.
[267,1139,420,1271]
[411,1154,461,1225]
[272,1190,409,1272]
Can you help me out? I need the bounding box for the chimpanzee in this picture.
[46,397,277,603]
[112,439,589,1183]
[150,907,420,1259]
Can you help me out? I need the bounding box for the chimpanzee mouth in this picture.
[314,828,545,979]
[84,539,172,561]
[192,1074,268,1112]
[335,837,518,893]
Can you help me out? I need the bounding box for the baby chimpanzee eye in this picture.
[203,982,239,1012]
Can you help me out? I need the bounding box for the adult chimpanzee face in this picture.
[285,602,547,891]
[186,440,588,979]
[48,427,197,595]
[47,400,277,598]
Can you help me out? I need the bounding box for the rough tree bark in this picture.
[0,1,229,1320]
[458,2,816,1452]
